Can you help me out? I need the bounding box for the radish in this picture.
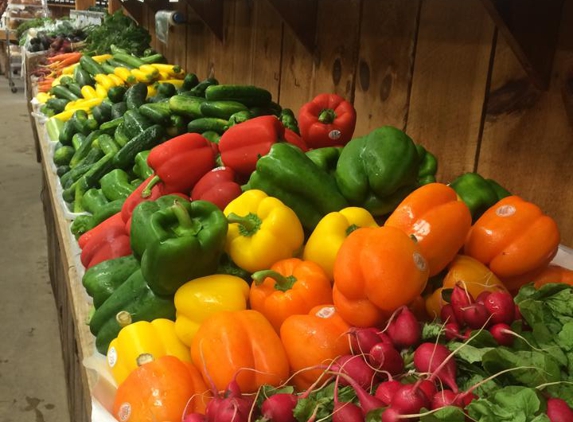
[349,327,385,355]
[260,393,298,422]
[430,389,460,410]
[450,284,474,324]
[413,343,459,393]
[390,383,431,415]
[418,379,437,401]
[381,407,402,422]
[475,290,491,305]
[369,342,405,376]
[332,400,364,422]
[335,354,376,390]
[489,323,514,346]
[444,322,463,341]
[484,291,515,325]
[440,304,458,324]
[183,414,207,422]
[461,303,490,329]
[375,380,403,405]
[328,372,385,416]
[547,397,573,422]
[204,377,256,422]
[386,307,421,349]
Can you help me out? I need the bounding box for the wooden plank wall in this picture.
[135,0,573,247]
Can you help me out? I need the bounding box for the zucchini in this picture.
[80,55,105,76]
[111,102,128,119]
[53,145,75,166]
[189,77,219,97]
[107,58,134,70]
[125,83,148,110]
[140,54,167,64]
[46,98,69,114]
[200,100,249,120]
[187,117,229,135]
[51,85,80,102]
[112,52,145,68]
[123,110,153,139]
[113,125,166,169]
[66,83,83,98]
[169,95,205,119]
[139,102,171,124]
[73,66,95,87]
[107,86,127,104]
[204,85,272,107]
[100,62,116,75]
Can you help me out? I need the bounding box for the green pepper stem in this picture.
[141,175,161,198]
[318,109,336,124]
[227,212,262,237]
[345,224,360,236]
[171,200,195,230]
[252,269,297,292]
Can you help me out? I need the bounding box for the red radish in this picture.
[349,327,384,355]
[431,389,460,410]
[183,414,207,422]
[381,407,402,422]
[547,397,573,422]
[332,401,364,422]
[440,304,458,324]
[375,380,403,405]
[205,396,254,422]
[368,342,405,376]
[390,383,431,415]
[475,290,491,305]
[461,303,490,329]
[484,291,515,325]
[489,323,514,346]
[450,284,474,324]
[335,354,376,389]
[413,343,459,393]
[444,322,462,341]
[329,372,385,416]
[260,393,298,422]
[458,391,478,406]
[418,379,437,401]
[386,307,421,349]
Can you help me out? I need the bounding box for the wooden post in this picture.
[75,0,95,10]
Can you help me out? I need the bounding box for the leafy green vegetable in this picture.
[467,386,550,421]
[420,406,467,421]
[293,383,357,421]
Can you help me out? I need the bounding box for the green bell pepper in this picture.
[82,255,140,308]
[449,172,511,221]
[81,188,109,214]
[305,146,343,175]
[335,126,420,216]
[132,197,228,296]
[89,269,176,354]
[416,144,438,185]
[70,214,95,239]
[99,169,136,201]
[132,150,153,179]
[246,142,349,232]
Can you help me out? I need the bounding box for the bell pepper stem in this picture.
[141,175,161,198]
[252,269,296,292]
[171,200,195,230]
[227,212,262,237]
[318,108,336,124]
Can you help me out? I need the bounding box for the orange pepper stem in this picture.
[141,175,161,198]
[252,269,297,291]
[227,212,262,236]
[318,108,336,124]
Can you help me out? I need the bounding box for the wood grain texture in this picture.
[479,0,573,247]
[353,0,421,136]
[266,0,317,54]
[185,3,212,78]
[406,0,495,183]
[185,0,224,41]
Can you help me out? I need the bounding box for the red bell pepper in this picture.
[143,133,216,196]
[190,166,243,211]
[283,128,309,152]
[80,213,131,268]
[218,115,285,178]
[85,234,131,269]
[78,212,124,250]
[298,93,357,148]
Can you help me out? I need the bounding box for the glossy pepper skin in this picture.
[121,174,176,224]
[218,115,285,178]
[80,212,131,269]
[384,183,472,277]
[89,270,176,354]
[305,146,343,175]
[333,226,429,327]
[191,309,290,394]
[449,172,511,221]
[143,132,216,196]
[298,93,357,148]
[249,258,333,333]
[464,195,560,293]
[335,126,420,217]
[132,150,153,179]
[133,197,228,296]
[246,143,349,232]
[99,169,136,201]
[107,318,191,385]
[280,305,351,391]
[223,190,304,274]
[303,207,378,280]
[416,144,438,185]
[190,166,242,211]
[174,274,250,346]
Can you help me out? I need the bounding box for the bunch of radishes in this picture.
[440,284,521,346]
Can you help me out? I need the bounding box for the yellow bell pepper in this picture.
[113,66,134,83]
[303,207,378,280]
[94,74,116,90]
[94,83,108,99]
[425,254,507,319]
[107,318,191,385]
[174,274,250,346]
[92,54,113,63]
[80,85,98,100]
[224,190,305,273]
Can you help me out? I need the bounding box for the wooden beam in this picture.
[480,0,565,90]
[119,1,145,25]
[184,0,224,42]
[266,0,318,54]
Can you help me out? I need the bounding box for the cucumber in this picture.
[189,77,219,97]
[53,145,75,166]
[111,102,128,119]
[107,86,127,104]
[80,55,105,76]
[61,148,104,188]
[71,110,90,135]
[106,58,133,70]
[99,117,124,135]
[100,62,116,75]
[112,52,145,68]
[169,95,205,119]
[46,98,69,113]
[123,110,153,139]
[140,54,167,64]
[92,104,112,124]
[98,135,120,155]
[180,73,199,92]
[57,165,71,178]
[200,100,249,120]
[66,83,83,98]
[70,130,101,169]
[73,66,95,87]
[187,117,229,135]
[204,85,272,107]
[50,85,79,102]
[71,133,86,151]
[114,122,131,147]
[113,125,166,169]
[157,83,177,98]
[125,83,148,110]
[58,120,77,146]
[139,102,171,124]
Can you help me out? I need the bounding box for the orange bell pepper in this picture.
[464,196,560,292]
[280,305,351,391]
[532,264,573,288]
[113,355,211,421]
[333,226,430,327]
[424,254,507,319]
[384,183,472,276]
[249,258,333,332]
[191,309,289,394]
